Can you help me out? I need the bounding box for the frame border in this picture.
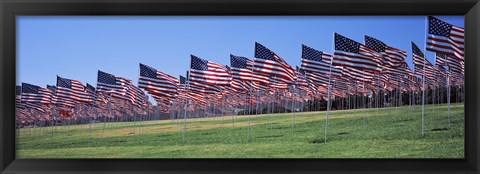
[1,0,479,173]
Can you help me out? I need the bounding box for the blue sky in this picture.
[17,16,463,104]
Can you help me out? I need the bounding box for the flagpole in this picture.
[447,68,450,128]
[183,61,191,143]
[421,16,428,137]
[325,32,335,143]
[362,70,366,128]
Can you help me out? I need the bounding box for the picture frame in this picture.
[1,0,479,173]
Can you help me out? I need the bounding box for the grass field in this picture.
[16,103,464,158]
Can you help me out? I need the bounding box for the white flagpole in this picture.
[421,16,428,137]
[362,71,366,128]
[183,63,191,143]
[447,69,450,128]
[325,32,335,143]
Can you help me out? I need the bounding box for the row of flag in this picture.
[16,16,464,125]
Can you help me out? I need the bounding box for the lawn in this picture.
[16,103,464,158]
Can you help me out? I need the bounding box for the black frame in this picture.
[1,0,479,173]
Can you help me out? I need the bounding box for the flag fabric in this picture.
[365,35,407,68]
[412,42,435,80]
[304,70,331,88]
[16,85,22,104]
[190,55,232,86]
[230,54,270,84]
[295,68,309,91]
[426,16,464,60]
[46,85,59,106]
[85,83,98,101]
[21,82,53,104]
[97,70,129,99]
[56,76,91,103]
[139,63,179,101]
[126,83,148,106]
[383,61,411,77]
[254,42,296,84]
[300,44,342,77]
[435,54,463,74]
[268,76,289,90]
[341,67,375,83]
[333,33,383,72]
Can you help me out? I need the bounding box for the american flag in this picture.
[295,67,309,91]
[16,85,30,111]
[179,73,216,104]
[383,61,411,77]
[412,42,435,80]
[21,82,53,104]
[178,75,188,99]
[333,33,383,72]
[138,63,179,101]
[332,77,351,94]
[16,85,22,104]
[304,70,330,87]
[85,83,98,101]
[230,54,269,84]
[365,35,406,68]
[86,83,108,108]
[254,42,296,84]
[190,55,232,86]
[97,70,129,100]
[56,76,91,103]
[300,44,342,77]
[435,54,463,74]
[46,85,59,106]
[426,16,464,60]
[231,79,248,92]
[268,76,289,90]
[126,83,148,106]
[341,66,375,83]
[188,81,221,94]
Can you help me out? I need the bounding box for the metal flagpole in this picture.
[325,32,335,143]
[183,65,191,143]
[421,16,427,137]
[362,70,366,128]
[447,68,450,128]
[291,85,296,135]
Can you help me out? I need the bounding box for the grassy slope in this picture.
[16,103,464,158]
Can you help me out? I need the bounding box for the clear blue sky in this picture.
[17,16,463,104]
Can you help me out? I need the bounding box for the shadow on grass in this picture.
[310,138,327,144]
[257,135,283,139]
[430,128,449,132]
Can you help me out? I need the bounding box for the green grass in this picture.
[16,103,464,158]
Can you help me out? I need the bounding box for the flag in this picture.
[426,16,464,60]
[412,42,435,80]
[254,42,296,84]
[190,55,232,86]
[333,33,383,72]
[56,76,91,103]
[365,35,406,68]
[383,61,411,77]
[300,44,342,77]
[295,67,309,91]
[341,67,375,83]
[126,82,148,106]
[230,54,269,84]
[304,70,330,87]
[268,76,289,90]
[21,82,53,104]
[139,63,179,101]
[97,70,128,99]
[436,54,463,74]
